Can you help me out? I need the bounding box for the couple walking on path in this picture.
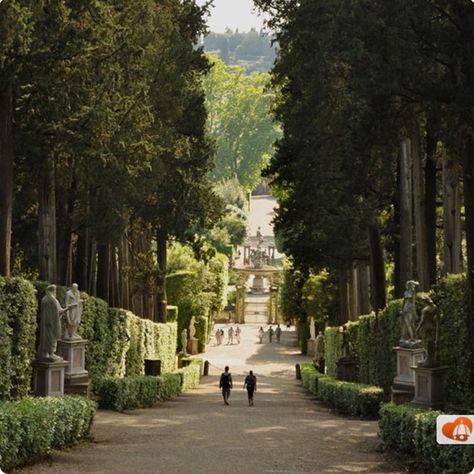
[219,366,257,406]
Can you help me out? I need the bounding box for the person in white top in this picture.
[235,325,241,344]
[227,326,234,345]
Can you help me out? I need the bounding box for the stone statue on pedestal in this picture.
[63,283,83,340]
[189,316,196,339]
[399,280,420,346]
[416,294,439,367]
[38,285,76,361]
[309,317,316,340]
[181,328,188,354]
[315,331,325,359]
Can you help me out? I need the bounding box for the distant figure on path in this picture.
[215,328,222,345]
[268,325,274,343]
[235,325,241,344]
[227,326,234,345]
[243,370,257,406]
[258,326,264,344]
[275,324,282,343]
[286,320,291,330]
[219,366,233,405]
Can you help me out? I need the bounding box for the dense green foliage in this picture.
[203,29,276,73]
[95,359,203,412]
[0,277,37,400]
[379,403,474,473]
[300,364,383,418]
[0,396,96,472]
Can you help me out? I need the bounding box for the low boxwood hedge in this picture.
[379,403,474,473]
[0,396,96,472]
[95,359,203,412]
[300,364,384,418]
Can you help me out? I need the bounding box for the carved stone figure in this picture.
[256,226,264,247]
[400,280,419,344]
[416,295,439,367]
[189,316,196,339]
[315,331,325,359]
[181,328,188,354]
[38,285,74,361]
[309,317,316,340]
[63,283,83,340]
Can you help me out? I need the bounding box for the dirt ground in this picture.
[16,325,407,474]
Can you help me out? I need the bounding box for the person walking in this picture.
[215,328,221,345]
[258,326,264,344]
[219,366,233,405]
[227,326,234,345]
[243,370,257,406]
[235,325,241,344]
[268,325,274,343]
[275,324,282,343]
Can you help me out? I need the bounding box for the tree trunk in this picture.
[393,158,402,297]
[399,138,414,290]
[38,158,57,283]
[338,268,350,324]
[411,115,430,290]
[425,127,437,286]
[0,85,14,277]
[118,233,130,310]
[443,149,463,274]
[357,262,370,315]
[88,239,97,296]
[369,225,386,311]
[462,135,474,390]
[155,228,168,323]
[97,242,110,302]
[74,230,89,291]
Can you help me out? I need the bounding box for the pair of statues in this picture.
[181,316,197,354]
[38,283,83,361]
[400,280,439,367]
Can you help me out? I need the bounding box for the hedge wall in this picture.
[95,359,203,411]
[379,403,474,473]
[300,364,384,418]
[0,277,38,400]
[0,396,96,472]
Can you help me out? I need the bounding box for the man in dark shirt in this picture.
[243,370,257,406]
[219,366,233,405]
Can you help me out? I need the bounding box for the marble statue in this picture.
[309,317,316,340]
[315,331,325,359]
[400,280,419,345]
[416,294,439,367]
[63,283,83,340]
[256,226,264,247]
[189,316,196,339]
[38,285,76,361]
[181,328,188,354]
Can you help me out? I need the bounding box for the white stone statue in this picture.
[189,316,196,339]
[400,280,419,344]
[38,285,76,361]
[63,283,83,340]
[181,328,188,354]
[309,317,316,340]
[315,331,325,359]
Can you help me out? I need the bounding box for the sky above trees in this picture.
[198,0,268,33]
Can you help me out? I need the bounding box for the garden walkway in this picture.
[17,325,406,474]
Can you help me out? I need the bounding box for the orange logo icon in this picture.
[442,417,473,442]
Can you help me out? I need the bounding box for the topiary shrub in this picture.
[167,305,178,322]
[177,358,203,391]
[379,403,474,473]
[0,396,96,472]
[0,310,12,400]
[0,277,38,400]
[300,363,326,395]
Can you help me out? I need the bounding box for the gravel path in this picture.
[16,325,406,474]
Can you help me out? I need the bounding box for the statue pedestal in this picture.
[411,365,447,410]
[33,359,68,397]
[307,339,316,357]
[57,339,89,395]
[392,346,425,390]
[187,338,198,355]
[251,275,265,293]
[336,357,357,382]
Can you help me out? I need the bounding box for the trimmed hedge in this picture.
[95,359,203,412]
[300,364,384,418]
[0,277,38,400]
[0,396,96,472]
[379,403,474,473]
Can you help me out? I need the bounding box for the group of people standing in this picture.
[215,325,241,346]
[219,366,257,407]
[257,324,282,344]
